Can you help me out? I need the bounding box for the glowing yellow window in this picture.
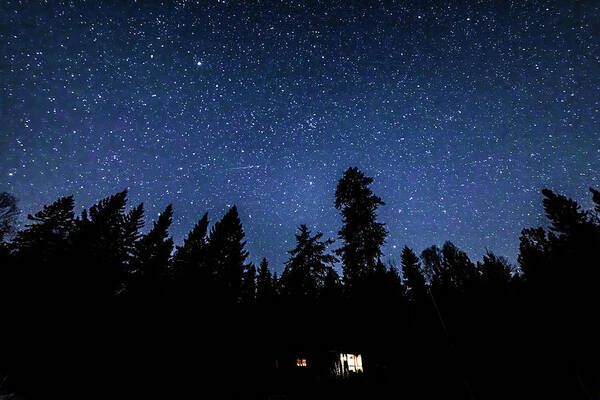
[296,358,307,367]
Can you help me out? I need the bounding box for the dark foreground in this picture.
[1,302,598,400]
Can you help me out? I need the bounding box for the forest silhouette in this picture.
[0,167,599,399]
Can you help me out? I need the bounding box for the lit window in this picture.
[347,354,356,372]
[338,353,364,376]
[355,354,363,372]
[296,358,307,367]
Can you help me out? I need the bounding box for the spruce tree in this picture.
[334,167,387,290]
[170,212,210,302]
[541,188,589,238]
[128,205,174,299]
[13,195,75,257]
[206,206,250,303]
[517,227,550,284]
[440,241,477,291]
[256,258,274,304]
[401,246,426,302]
[73,190,141,297]
[280,224,337,301]
[478,251,512,288]
[11,196,76,304]
[172,213,209,273]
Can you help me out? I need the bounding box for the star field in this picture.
[1,1,599,271]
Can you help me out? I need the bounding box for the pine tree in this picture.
[73,190,141,297]
[440,241,477,291]
[170,212,210,302]
[13,195,75,257]
[478,251,513,288]
[128,205,174,299]
[401,246,426,302]
[517,227,550,284]
[206,206,250,303]
[334,167,387,290]
[172,213,209,273]
[541,188,589,238]
[280,224,337,301]
[256,258,274,304]
[420,245,442,284]
[11,196,77,304]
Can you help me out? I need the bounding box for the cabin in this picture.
[273,349,364,381]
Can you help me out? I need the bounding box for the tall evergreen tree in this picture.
[421,242,476,292]
[256,257,274,304]
[10,196,77,304]
[420,244,442,283]
[334,167,387,289]
[517,227,551,284]
[440,241,477,291]
[128,205,174,299]
[401,246,426,302]
[478,251,513,289]
[206,206,250,303]
[541,188,590,238]
[170,212,210,302]
[73,190,142,298]
[172,213,209,273]
[279,224,337,301]
[12,195,75,257]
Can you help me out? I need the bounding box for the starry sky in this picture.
[1,1,599,272]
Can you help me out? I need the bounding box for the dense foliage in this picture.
[0,168,599,399]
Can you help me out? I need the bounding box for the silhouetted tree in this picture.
[170,212,210,300]
[334,167,387,290]
[12,196,75,257]
[478,251,512,288]
[279,224,337,301]
[256,258,274,304]
[517,227,550,285]
[542,188,589,238]
[440,241,477,292]
[401,246,426,302]
[128,204,174,299]
[10,196,76,305]
[73,190,142,298]
[421,242,476,293]
[420,244,442,283]
[206,206,250,303]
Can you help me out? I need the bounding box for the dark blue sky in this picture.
[1,1,599,272]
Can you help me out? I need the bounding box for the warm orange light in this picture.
[296,358,307,367]
[355,354,363,372]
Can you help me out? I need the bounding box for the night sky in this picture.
[1,1,599,272]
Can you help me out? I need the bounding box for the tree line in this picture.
[0,167,599,399]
